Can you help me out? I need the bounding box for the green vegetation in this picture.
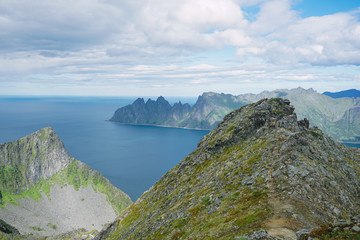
[47,223,57,230]
[105,130,274,239]
[0,160,131,214]
[0,127,131,216]
[30,226,44,232]
[100,97,360,239]
[306,224,360,240]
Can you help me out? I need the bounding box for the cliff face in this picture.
[0,127,132,237]
[0,127,72,193]
[110,97,191,126]
[97,98,360,240]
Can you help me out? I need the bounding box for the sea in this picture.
[0,96,209,201]
[0,96,358,201]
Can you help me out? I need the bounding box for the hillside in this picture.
[0,127,132,237]
[97,98,360,239]
[110,88,360,142]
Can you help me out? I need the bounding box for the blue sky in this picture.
[0,0,359,96]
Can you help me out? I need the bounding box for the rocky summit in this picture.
[96,98,360,240]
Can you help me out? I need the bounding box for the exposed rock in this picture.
[296,229,311,240]
[298,216,360,239]
[0,127,72,193]
[0,219,19,235]
[96,98,360,239]
[238,229,281,239]
[351,225,360,232]
[0,128,132,237]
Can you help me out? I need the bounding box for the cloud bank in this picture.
[0,0,359,96]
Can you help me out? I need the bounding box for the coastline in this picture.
[105,120,212,131]
[106,121,360,146]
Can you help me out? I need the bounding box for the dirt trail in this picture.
[265,167,297,240]
[265,199,297,240]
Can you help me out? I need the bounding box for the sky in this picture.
[0,0,359,97]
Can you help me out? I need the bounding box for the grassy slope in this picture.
[107,138,272,239]
[0,160,131,215]
[0,127,131,215]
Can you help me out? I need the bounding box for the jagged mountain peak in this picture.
[133,97,145,105]
[97,98,360,240]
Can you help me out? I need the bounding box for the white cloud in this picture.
[176,0,246,31]
[0,0,359,96]
[240,9,360,65]
[249,0,298,34]
[275,74,316,81]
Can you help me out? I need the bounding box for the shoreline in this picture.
[106,121,360,145]
[341,141,360,145]
[105,120,212,131]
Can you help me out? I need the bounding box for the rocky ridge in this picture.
[0,127,132,238]
[97,98,360,239]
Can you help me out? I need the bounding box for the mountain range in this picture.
[323,89,360,99]
[110,87,360,143]
[0,127,132,238]
[99,98,360,239]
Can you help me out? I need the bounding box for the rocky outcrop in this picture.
[97,98,360,240]
[0,127,132,237]
[0,219,19,235]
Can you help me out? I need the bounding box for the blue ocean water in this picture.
[0,96,208,201]
[343,143,360,148]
